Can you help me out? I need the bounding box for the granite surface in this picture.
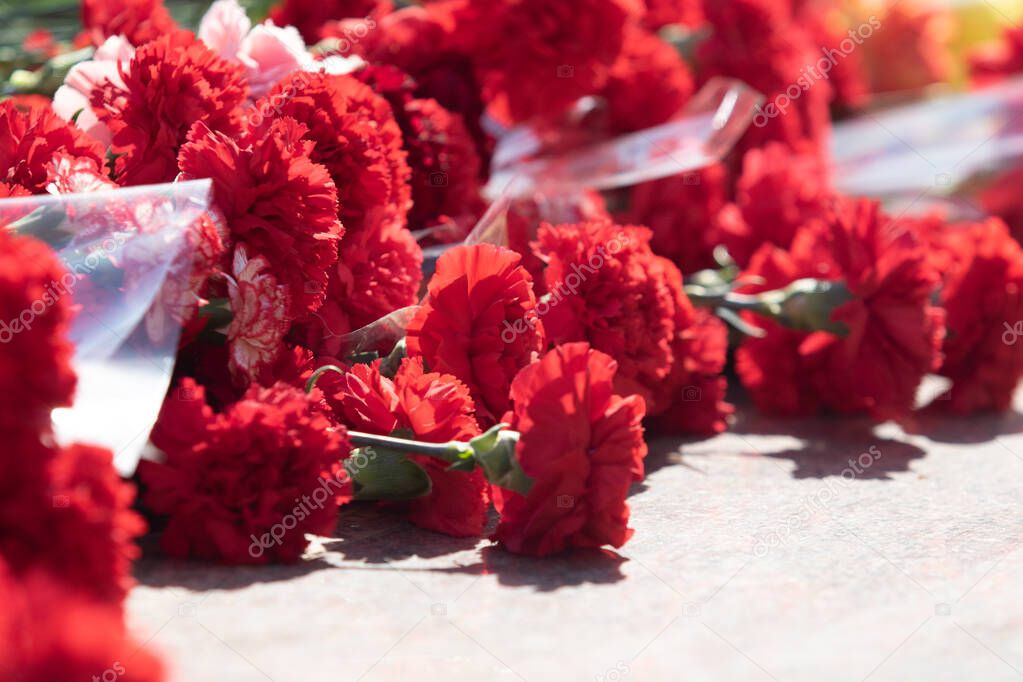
[127,397,1023,681]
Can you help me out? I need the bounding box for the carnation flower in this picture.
[354,64,484,238]
[646,257,733,434]
[0,231,77,432]
[0,99,104,194]
[445,0,637,123]
[268,0,389,43]
[406,244,546,425]
[970,26,1023,85]
[321,357,488,536]
[715,142,832,267]
[641,0,704,29]
[41,444,146,603]
[736,198,945,419]
[507,191,613,295]
[0,565,166,682]
[1,435,145,606]
[601,24,694,134]
[225,245,291,382]
[45,152,116,195]
[355,6,494,172]
[978,165,1023,244]
[622,164,729,274]
[178,117,342,320]
[140,379,353,564]
[80,0,181,47]
[532,221,678,407]
[199,0,313,98]
[914,217,1023,413]
[795,1,870,109]
[849,0,953,95]
[259,71,411,239]
[492,343,647,556]
[733,241,823,416]
[696,0,831,156]
[93,34,249,186]
[53,35,134,147]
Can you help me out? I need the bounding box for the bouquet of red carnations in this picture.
[4,0,1023,677]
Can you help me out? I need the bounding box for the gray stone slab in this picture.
[127,394,1023,681]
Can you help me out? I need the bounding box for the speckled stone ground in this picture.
[127,391,1023,682]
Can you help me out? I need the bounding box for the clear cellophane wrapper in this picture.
[831,76,1023,223]
[3,180,214,476]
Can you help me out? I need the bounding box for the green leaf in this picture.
[349,447,432,502]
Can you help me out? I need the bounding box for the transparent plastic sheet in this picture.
[3,180,212,476]
[831,76,1023,215]
[485,78,764,199]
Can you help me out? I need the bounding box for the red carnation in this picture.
[492,343,647,556]
[646,257,733,434]
[532,221,678,407]
[716,143,832,267]
[1,435,145,606]
[795,1,870,109]
[355,64,484,238]
[602,24,694,134]
[916,217,1023,413]
[321,357,488,536]
[445,0,637,123]
[970,26,1023,86]
[0,565,165,682]
[355,6,494,172]
[295,221,422,358]
[406,244,546,425]
[178,117,342,320]
[268,0,391,43]
[641,0,704,29]
[0,99,104,194]
[43,444,146,603]
[80,0,181,47]
[736,198,945,419]
[508,190,613,295]
[94,34,248,186]
[696,0,831,156]
[258,71,411,240]
[855,1,952,95]
[0,231,77,432]
[623,163,729,273]
[734,241,821,416]
[140,379,353,564]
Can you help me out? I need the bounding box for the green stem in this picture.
[305,364,346,394]
[348,430,472,462]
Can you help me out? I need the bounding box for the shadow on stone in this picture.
[763,436,926,480]
[899,407,1023,444]
[479,546,627,591]
[133,543,333,591]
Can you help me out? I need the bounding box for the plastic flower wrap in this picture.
[2,180,214,475]
[831,76,1023,229]
[486,78,763,198]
